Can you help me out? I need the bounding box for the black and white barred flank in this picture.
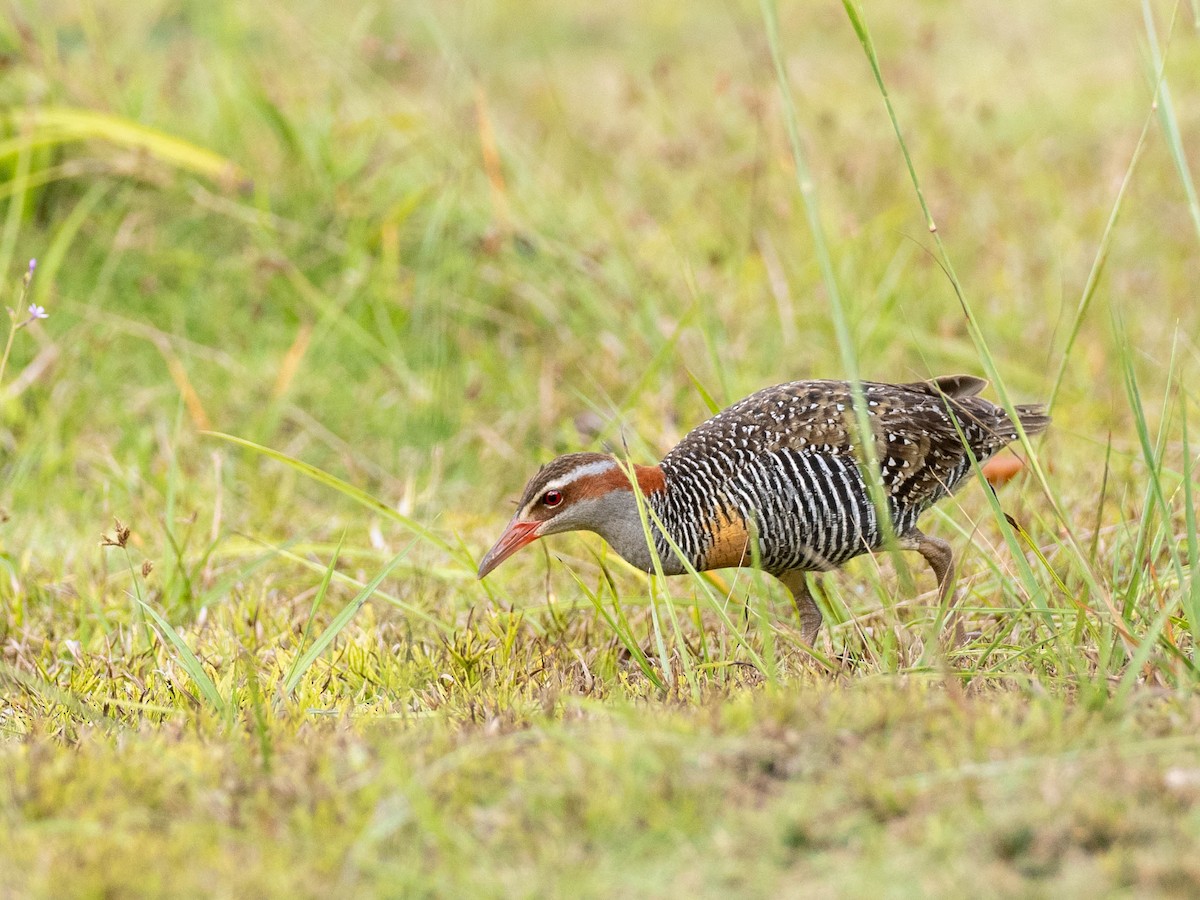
[647,376,1047,575]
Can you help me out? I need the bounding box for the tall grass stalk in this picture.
[832,1,1168,677]
[838,0,1066,526]
[1180,393,1200,663]
[759,0,912,612]
[1140,0,1200,244]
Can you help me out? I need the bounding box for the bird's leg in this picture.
[779,570,822,646]
[902,529,964,642]
[911,530,955,603]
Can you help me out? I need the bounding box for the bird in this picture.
[477,375,1049,644]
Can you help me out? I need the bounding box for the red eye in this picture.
[542,490,563,507]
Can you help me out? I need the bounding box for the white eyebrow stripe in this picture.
[541,459,619,490]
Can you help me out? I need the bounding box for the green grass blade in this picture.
[685,369,722,416]
[203,431,455,556]
[1116,320,1187,609]
[564,564,665,691]
[0,117,31,283]
[24,180,113,310]
[3,106,243,183]
[1046,106,1155,414]
[137,600,226,713]
[237,538,453,632]
[283,533,345,694]
[1140,1,1200,245]
[615,456,769,673]
[841,1,934,234]
[283,540,417,696]
[761,0,904,590]
[1114,600,1176,705]
[837,0,1111,640]
[1181,393,1200,654]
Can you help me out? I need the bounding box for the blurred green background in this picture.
[6,0,1195,559]
[2,0,1200,894]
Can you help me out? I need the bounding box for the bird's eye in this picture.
[542,490,563,508]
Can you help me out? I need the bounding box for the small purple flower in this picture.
[28,259,36,274]
[27,303,48,321]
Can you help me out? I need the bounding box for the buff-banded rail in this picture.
[478,375,1049,644]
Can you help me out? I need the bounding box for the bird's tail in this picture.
[1014,404,1051,437]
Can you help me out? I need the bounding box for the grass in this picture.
[2,0,1200,894]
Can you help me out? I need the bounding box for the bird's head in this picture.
[477,452,665,578]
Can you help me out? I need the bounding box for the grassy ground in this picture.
[2,0,1200,894]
